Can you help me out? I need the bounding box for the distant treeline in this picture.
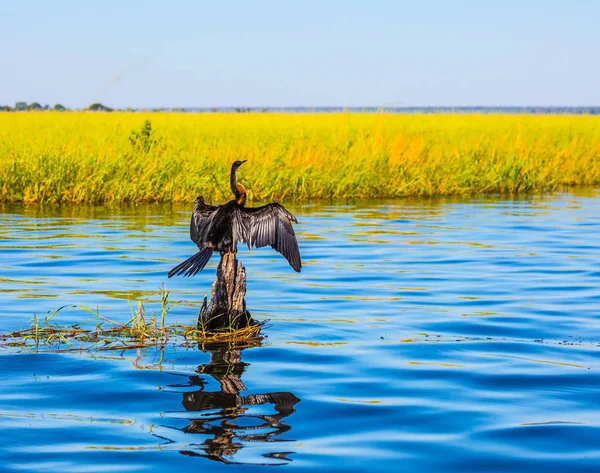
[1,102,66,112]
[1,102,599,115]
[185,106,600,115]
[0,102,116,112]
[0,102,112,112]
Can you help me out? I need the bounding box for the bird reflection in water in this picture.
[172,340,300,465]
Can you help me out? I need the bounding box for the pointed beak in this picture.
[240,160,247,165]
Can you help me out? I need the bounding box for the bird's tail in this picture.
[168,247,213,278]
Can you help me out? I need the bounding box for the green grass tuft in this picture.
[0,285,264,352]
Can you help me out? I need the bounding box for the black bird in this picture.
[168,160,302,278]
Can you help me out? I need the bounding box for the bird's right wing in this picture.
[240,203,301,272]
[190,196,219,247]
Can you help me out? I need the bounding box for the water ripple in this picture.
[1,192,600,471]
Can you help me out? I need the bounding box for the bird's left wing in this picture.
[239,203,301,272]
[190,196,219,247]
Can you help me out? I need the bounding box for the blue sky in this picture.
[1,0,598,108]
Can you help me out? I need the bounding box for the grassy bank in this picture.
[0,112,598,204]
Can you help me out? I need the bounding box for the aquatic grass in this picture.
[0,112,598,204]
[0,285,264,352]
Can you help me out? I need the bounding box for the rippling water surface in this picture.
[1,191,599,472]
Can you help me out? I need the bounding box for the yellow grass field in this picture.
[0,112,598,204]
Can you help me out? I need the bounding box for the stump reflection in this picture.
[177,341,300,464]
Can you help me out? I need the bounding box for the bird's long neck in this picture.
[230,166,247,206]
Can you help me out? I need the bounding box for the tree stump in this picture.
[198,252,253,331]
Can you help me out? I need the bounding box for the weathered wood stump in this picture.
[198,252,253,331]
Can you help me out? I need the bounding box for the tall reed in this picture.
[0,112,598,204]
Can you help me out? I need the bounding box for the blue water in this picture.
[1,191,599,472]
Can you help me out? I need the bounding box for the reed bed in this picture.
[0,112,598,204]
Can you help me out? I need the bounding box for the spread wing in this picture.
[240,203,301,272]
[190,196,219,248]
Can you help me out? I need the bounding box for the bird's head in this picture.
[231,160,247,171]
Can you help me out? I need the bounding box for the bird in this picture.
[168,160,302,278]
